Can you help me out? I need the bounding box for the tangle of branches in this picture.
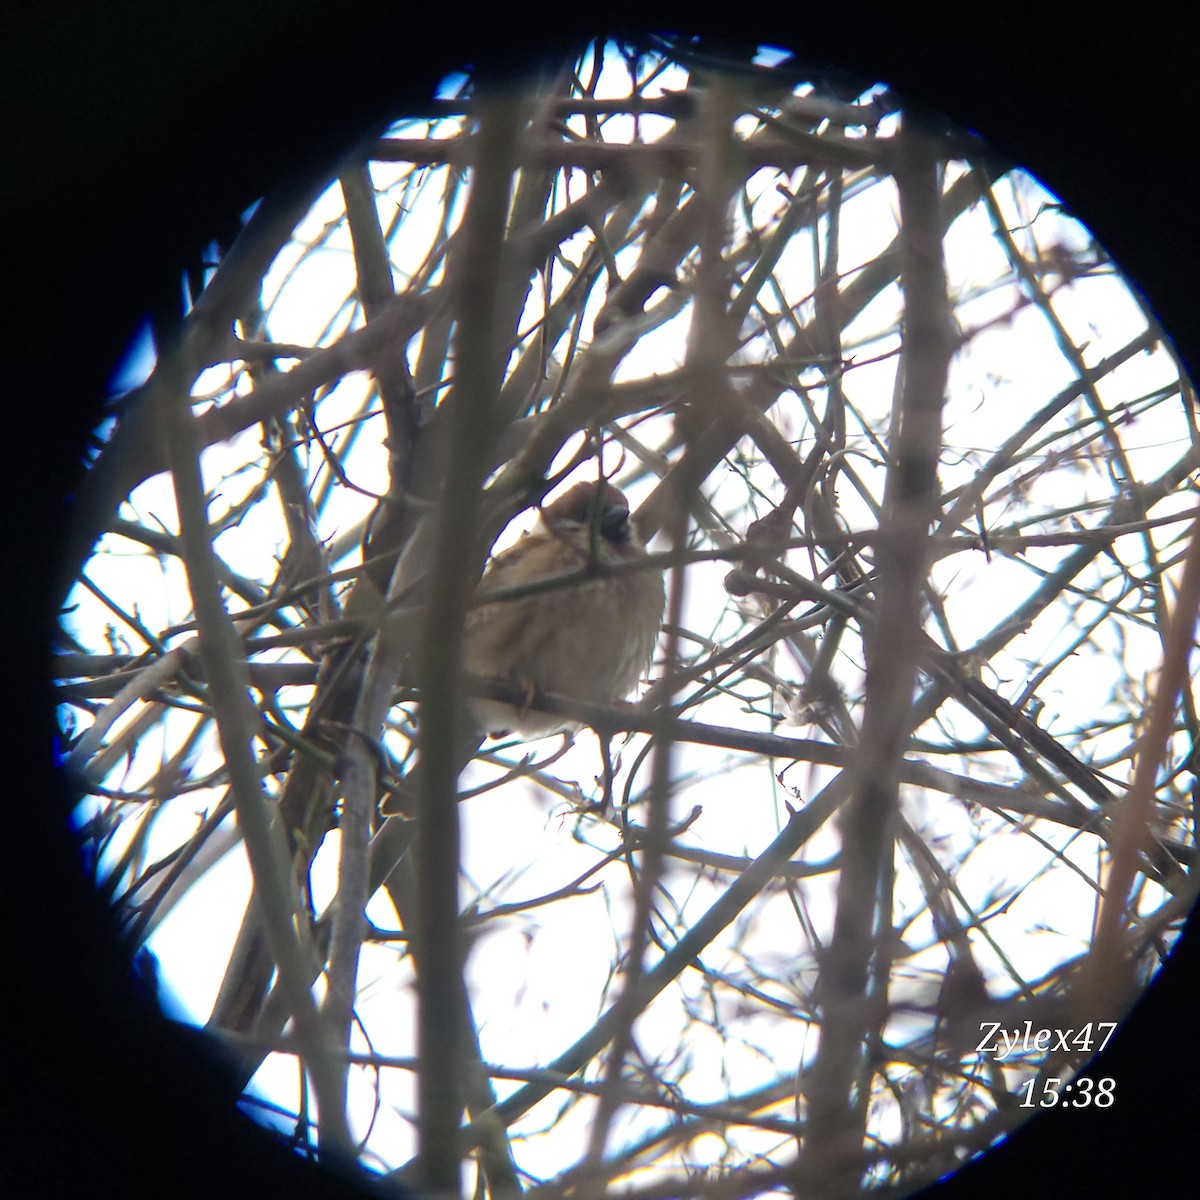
[56,36,1200,1200]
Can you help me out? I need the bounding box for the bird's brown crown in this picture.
[542,480,634,547]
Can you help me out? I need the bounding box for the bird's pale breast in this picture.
[463,528,664,735]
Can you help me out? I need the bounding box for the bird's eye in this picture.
[599,504,630,542]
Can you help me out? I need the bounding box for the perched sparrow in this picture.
[464,480,665,737]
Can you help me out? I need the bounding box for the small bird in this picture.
[463,479,665,737]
